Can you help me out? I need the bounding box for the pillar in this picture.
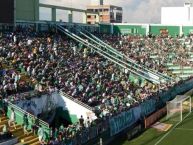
[52,8,56,22]
[68,10,73,23]
[13,0,16,30]
[34,0,39,21]
[110,23,114,34]
[180,25,183,36]
[83,12,87,24]
[146,24,150,36]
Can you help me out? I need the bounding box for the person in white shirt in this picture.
[13,35,17,43]
[72,46,77,55]
[8,108,16,129]
[38,126,44,143]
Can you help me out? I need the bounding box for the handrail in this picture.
[57,25,160,84]
[79,30,160,81]
[59,90,94,111]
[7,101,50,129]
[84,30,175,82]
[57,26,160,84]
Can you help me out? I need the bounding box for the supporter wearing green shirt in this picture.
[0,97,4,117]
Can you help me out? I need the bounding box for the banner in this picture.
[141,99,156,117]
[109,107,140,136]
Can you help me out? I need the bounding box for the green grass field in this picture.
[112,101,193,145]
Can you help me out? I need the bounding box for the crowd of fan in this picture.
[1,28,193,144]
[101,34,193,77]
[0,30,161,114]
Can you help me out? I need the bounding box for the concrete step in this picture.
[13,130,24,137]
[23,137,39,145]
[18,132,33,140]
[0,116,7,122]
[30,141,40,145]
[21,135,36,143]
[10,126,23,134]
[9,124,22,130]
[0,119,8,125]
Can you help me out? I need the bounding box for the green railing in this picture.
[7,101,50,135]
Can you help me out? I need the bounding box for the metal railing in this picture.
[56,25,160,84]
[7,101,50,130]
[78,30,161,81]
[59,90,94,111]
[83,30,175,82]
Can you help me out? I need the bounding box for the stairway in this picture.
[0,117,40,145]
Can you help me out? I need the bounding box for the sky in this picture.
[39,0,187,23]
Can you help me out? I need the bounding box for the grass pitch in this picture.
[112,101,193,145]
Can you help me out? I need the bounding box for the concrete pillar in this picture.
[110,23,114,34]
[34,0,39,21]
[83,12,87,24]
[52,8,56,22]
[146,24,150,36]
[14,0,16,30]
[68,10,73,23]
[180,25,183,36]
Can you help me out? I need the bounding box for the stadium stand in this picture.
[0,24,193,145]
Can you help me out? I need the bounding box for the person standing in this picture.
[38,125,44,144]
[23,113,29,135]
[79,115,84,128]
[8,108,16,129]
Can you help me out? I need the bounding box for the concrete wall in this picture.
[11,91,96,124]
[58,94,97,121]
[16,0,39,21]
[100,23,193,36]
[113,24,147,35]
[182,26,193,35]
[14,92,58,116]
[100,23,112,33]
[150,25,180,36]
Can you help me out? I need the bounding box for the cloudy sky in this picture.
[40,0,187,23]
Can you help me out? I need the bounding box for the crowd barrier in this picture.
[109,106,141,136]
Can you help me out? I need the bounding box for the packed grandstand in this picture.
[0,23,193,145]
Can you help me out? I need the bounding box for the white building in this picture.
[90,0,103,5]
[161,3,193,25]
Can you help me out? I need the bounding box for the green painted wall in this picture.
[100,24,111,34]
[150,25,180,36]
[16,0,39,21]
[113,25,146,35]
[7,104,50,135]
[182,26,193,36]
